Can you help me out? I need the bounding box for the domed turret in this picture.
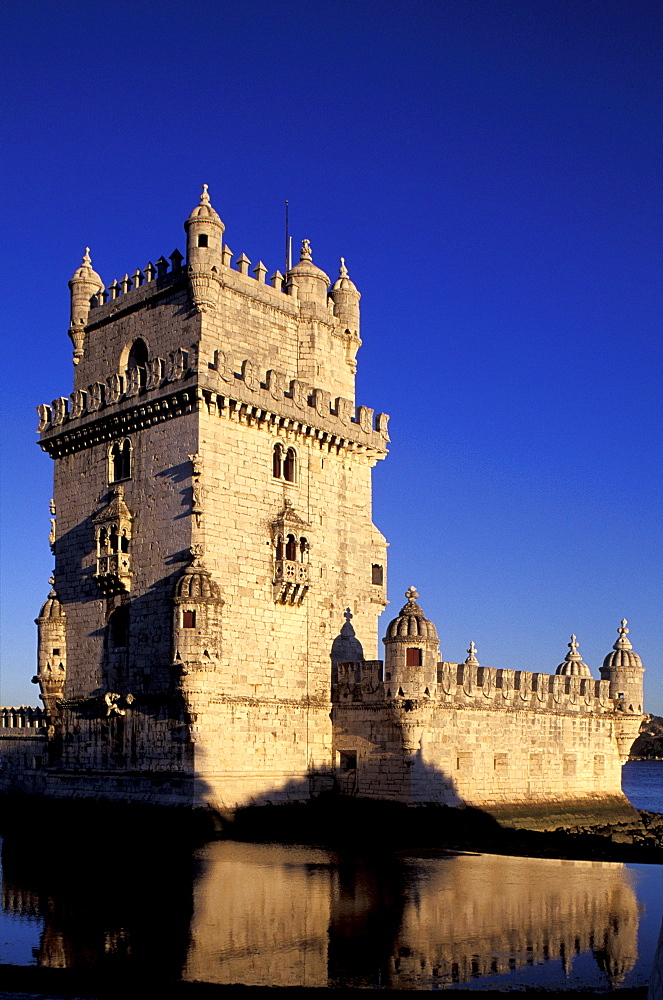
[172,549,224,669]
[184,184,225,312]
[173,561,221,601]
[329,257,361,337]
[555,635,592,678]
[383,587,440,698]
[287,239,330,308]
[600,620,644,713]
[68,248,104,364]
[33,578,67,715]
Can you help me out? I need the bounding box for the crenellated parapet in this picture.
[0,706,47,730]
[37,343,389,459]
[334,659,617,717]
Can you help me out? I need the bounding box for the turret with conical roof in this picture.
[68,248,104,365]
[600,620,644,714]
[555,635,592,678]
[383,587,440,698]
[184,184,225,312]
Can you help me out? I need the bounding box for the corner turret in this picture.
[184,184,225,312]
[287,239,330,309]
[172,548,224,675]
[600,620,644,714]
[383,587,440,698]
[33,578,66,715]
[68,248,104,365]
[329,257,361,337]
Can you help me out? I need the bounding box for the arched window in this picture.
[275,535,283,560]
[285,534,297,561]
[284,448,296,483]
[127,338,148,389]
[273,444,283,479]
[110,439,131,482]
[272,443,297,483]
[299,536,308,561]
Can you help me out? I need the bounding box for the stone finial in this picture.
[344,607,353,623]
[614,619,633,650]
[405,586,419,603]
[300,238,312,262]
[200,183,210,205]
[189,543,204,562]
[82,247,92,266]
[464,641,480,667]
[339,257,348,277]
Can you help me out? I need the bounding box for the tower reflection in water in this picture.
[1,838,642,990]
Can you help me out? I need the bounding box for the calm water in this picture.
[0,762,660,992]
[622,759,663,813]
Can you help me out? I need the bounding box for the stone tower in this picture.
[600,620,645,714]
[35,186,390,811]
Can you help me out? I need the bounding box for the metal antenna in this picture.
[284,200,291,273]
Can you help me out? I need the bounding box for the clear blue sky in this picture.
[1,0,661,713]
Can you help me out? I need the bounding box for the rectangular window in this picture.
[371,564,384,585]
[338,750,357,771]
[183,610,196,628]
[563,754,577,777]
[494,753,509,776]
[406,647,422,667]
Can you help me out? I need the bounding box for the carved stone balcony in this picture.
[95,552,132,594]
[273,560,310,605]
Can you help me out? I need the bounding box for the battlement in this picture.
[37,344,389,458]
[0,706,46,730]
[84,244,308,322]
[334,660,615,716]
